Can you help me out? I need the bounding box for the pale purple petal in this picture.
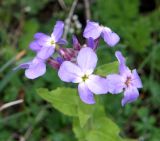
[115,51,125,65]
[77,47,97,74]
[83,21,102,39]
[122,87,139,106]
[78,82,95,104]
[13,62,30,70]
[115,51,130,75]
[29,41,41,52]
[57,38,67,45]
[58,61,83,83]
[37,46,55,60]
[131,69,143,88]
[25,58,46,79]
[51,21,64,42]
[106,74,125,94]
[102,29,120,47]
[34,32,50,40]
[86,75,108,94]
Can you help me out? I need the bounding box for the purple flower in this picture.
[83,21,120,47]
[58,47,108,104]
[16,57,46,79]
[30,21,66,60]
[106,51,143,106]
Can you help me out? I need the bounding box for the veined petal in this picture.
[102,28,120,47]
[37,46,55,60]
[77,47,97,74]
[121,87,139,106]
[58,61,83,83]
[25,57,46,79]
[86,75,108,94]
[78,82,95,104]
[83,21,102,39]
[131,69,143,88]
[51,21,64,42]
[29,41,41,52]
[106,74,125,94]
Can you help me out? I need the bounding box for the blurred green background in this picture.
[0,0,160,140]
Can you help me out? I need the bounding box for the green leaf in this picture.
[95,61,119,76]
[37,87,78,116]
[77,102,95,128]
[86,117,122,141]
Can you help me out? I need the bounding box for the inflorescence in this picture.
[16,20,142,106]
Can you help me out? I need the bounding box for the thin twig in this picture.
[57,0,67,10]
[0,99,23,112]
[83,0,91,20]
[63,0,78,39]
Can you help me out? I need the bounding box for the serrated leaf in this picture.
[95,61,119,76]
[37,87,79,116]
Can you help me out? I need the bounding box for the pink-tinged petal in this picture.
[102,29,120,47]
[77,47,97,74]
[58,61,83,83]
[131,69,143,88]
[83,21,102,39]
[121,87,139,106]
[51,21,64,42]
[106,74,125,94]
[78,82,95,104]
[29,41,41,52]
[34,32,50,40]
[72,35,81,50]
[37,46,55,60]
[25,58,46,79]
[86,75,108,94]
[115,51,131,75]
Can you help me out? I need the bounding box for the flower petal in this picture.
[121,87,139,106]
[115,51,130,75]
[102,28,120,47]
[106,74,125,94]
[131,69,143,88]
[77,47,97,74]
[57,38,67,45]
[86,75,108,94]
[34,32,50,40]
[25,57,46,79]
[51,21,64,42]
[13,62,30,71]
[78,82,95,104]
[58,61,83,83]
[83,21,102,39]
[37,46,55,60]
[29,41,41,52]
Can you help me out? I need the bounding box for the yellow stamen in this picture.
[82,74,89,82]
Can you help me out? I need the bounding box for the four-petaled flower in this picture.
[106,51,143,106]
[16,19,143,106]
[30,21,66,60]
[58,47,108,104]
[83,21,120,47]
[17,21,66,79]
